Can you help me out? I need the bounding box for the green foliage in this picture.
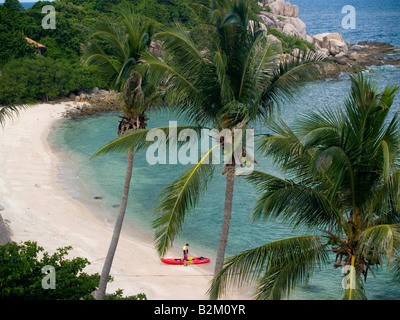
[140,0,326,259]
[0,0,268,104]
[3,0,24,12]
[0,6,35,65]
[268,28,315,54]
[21,1,90,61]
[209,73,400,300]
[121,0,199,27]
[0,56,105,105]
[0,241,100,300]
[104,289,147,300]
[209,235,329,300]
[0,241,145,300]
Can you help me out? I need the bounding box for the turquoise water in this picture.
[51,66,400,300]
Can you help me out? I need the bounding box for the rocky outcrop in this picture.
[62,89,121,118]
[261,0,299,18]
[311,32,348,56]
[258,1,351,57]
[258,1,400,79]
[317,41,400,79]
[258,0,307,40]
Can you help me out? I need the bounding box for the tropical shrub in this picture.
[268,28,315,54]
[0,241,147,300]
[0,241,100,300]
[0,56,105,105]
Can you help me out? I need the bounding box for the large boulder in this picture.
[350,44,366,52]
[311,32,348,56]
[268,0,298,18]
[258,13,277,29]
[328,39,349,56]
[333,52,349,65]
[313,32,344,48]
[258,8,307,40]
[282,23,303,39]
[316,48,329,58]
[284,1,299,17]
[268,0,285,16]
[288,17,307,40]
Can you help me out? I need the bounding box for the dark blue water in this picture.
[52,67,400,300]
[21,2,35,9]
[292,0,400,46]
[50,1,400,300]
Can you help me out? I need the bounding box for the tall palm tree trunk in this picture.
[96,150,134,300]
[210,163,235,299]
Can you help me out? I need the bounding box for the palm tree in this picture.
[83,6,160,300]
[90,0,326,300]
[142,0,326,288]
[209,73,400,300]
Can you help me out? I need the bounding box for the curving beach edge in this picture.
[0,103,248,300]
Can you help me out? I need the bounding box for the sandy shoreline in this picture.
[0,103,248,300]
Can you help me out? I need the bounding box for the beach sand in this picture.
[0,103,249,300]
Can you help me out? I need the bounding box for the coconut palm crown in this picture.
[85,5,157,136]
[84,6,160,300]
[142,0,327,281]
[209,73,400,300]
[89,0,327,298]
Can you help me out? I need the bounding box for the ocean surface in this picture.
[21,2,35,9]
[292,0,400,47]
[49,0,400,300]
[0,2,36,9]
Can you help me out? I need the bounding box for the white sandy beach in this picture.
[0,102,248,300]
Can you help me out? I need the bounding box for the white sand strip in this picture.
[0,103,248,300]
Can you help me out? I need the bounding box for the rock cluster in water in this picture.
[258,0,400,78]
[64,1,400,117]
[62,89,121,118]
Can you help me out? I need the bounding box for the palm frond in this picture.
[260,50,328,113]
[89,18,127,63]
[153,145,219,256]
[359,224,400,267]
[84,5,154,96]
[246,170,343,232]
[342,277,367,300]
[310,145,355,205]
[141,51,200,106]
[369,170,400,224]
[391,256,400,283]
[0,104,29,127]
[91,125,201,158]
[295,106,344,149]
[208,235,328,299]
[257,117,311,174]
[213,51,234,105]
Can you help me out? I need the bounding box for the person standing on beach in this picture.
[183,243,189,266]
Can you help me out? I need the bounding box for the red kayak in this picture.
[161,257,210,265]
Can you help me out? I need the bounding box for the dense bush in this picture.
[0,241,100,300]
[0,0,313,106]
[0,6,35,65]
[0,241,147,300]
[3,0,24,12]
[0,56,106,105]
[268,28,315,54]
